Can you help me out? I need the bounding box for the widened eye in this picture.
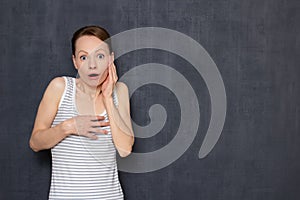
[97,54,105,59]
[80,55,87,61]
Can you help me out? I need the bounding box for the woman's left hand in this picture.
[101,62,118,99]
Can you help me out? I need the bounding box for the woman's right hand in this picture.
[60,115,110,140]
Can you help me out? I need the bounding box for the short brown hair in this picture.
[71,25,112,56]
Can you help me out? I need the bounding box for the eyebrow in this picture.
[94,48,107,53]
[77,50,88,57]
[76,48,107,57]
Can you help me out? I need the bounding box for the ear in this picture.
[72,55,78,70]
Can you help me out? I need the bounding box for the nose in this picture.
[88,65,96,69]
[88,55,97,69]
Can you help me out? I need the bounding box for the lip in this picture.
[88,73,100,80]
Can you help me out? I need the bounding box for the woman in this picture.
[29,25,134,199]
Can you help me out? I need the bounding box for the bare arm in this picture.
[104,82,134,157]
[29,77,70,151]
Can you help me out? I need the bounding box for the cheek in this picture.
[77,59,91,70]
[74,59,83,69]
[99,59,110,67]
[77,62,89,74]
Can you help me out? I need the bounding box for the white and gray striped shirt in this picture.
[49,76,123,200]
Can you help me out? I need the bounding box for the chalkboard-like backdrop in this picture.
[0,0,299,199]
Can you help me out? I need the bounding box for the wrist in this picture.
[57,120,72,137]
[103,96,113,105]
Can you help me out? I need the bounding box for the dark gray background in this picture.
[0,0,299,199]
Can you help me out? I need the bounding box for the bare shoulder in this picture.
[48,76,65,91]
[115,81,129,95]
[43,76,65,101]
[115,82,130,108]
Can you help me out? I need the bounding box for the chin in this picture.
[82,78,100,87]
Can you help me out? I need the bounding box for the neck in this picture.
[76,78,102,99]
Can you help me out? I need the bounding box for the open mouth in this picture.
[88,73,99,77]
[88,73,100,80]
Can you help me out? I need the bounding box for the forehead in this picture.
[75,35,109,53]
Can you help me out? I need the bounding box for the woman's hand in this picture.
[101,62,118,99]
[60,115,110,139]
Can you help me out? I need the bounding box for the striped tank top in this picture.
[49,76,124,200]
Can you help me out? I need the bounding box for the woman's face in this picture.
[72,35,113,87]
